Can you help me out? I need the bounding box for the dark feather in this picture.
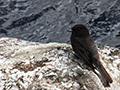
[70,24,113,87]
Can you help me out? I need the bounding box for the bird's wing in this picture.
[71,36,94,68]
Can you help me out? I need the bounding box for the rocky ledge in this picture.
[0,38,120,90]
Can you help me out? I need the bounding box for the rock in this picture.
[0,37,120,90]
[0,0,120,47]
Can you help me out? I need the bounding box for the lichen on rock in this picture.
[0,37,120,90]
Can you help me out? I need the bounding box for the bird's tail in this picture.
[97,64,113,87]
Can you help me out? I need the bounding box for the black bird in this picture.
[70,24,113,87]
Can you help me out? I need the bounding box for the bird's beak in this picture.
[67,30,72,32]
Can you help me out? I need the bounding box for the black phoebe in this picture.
[70,24,113,87]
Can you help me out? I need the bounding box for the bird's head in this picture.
[71,24,89,37]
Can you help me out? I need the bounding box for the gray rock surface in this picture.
[0,0,120,48]
[0,37,120,90]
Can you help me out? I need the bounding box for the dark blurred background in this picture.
[0,0,120,48]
